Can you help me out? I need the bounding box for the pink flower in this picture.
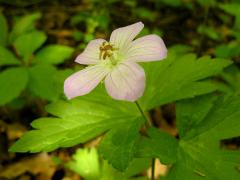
[64,22,167,102]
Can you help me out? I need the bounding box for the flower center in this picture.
[99,42,122,66]
[99,42,118,60]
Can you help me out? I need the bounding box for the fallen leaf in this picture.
[0,153,56,179]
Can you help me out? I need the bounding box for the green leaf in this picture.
[100,158,150,180]
[140,52,231,110]
[99,118,143,171]
[9,12,41,43]
[197,25,220,40]
[220,65,240,94]
[176,94,218,138]
[215,42,240,58]
[0,67,28,105]
[167,94,240,180]
[52,68,74,97]
[14,31,47,61]
[0,46,20,66]
[219,3,240,28]
[135,128,178,164]
[10,88,141,152]
[0,13,8,46]
[27,64,66,101]
[219,3,240,16]
[122,158,151,178]
[34,45,74,65]
[67,148,100,179]
[192,95,240,140]
[168,44,193,55]
[133,7,157,22]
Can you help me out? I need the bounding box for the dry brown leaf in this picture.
[0,120,26,140]
[0,153,56,179]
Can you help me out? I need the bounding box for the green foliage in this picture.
[197,25,221,40]
[9,87,142,152]
[0,46,20,66]
[9,12,41,43]
[27,65,64,101]
[135,128,178,164]
[99,119,143,171]
[0,13,8,46]
[14,31,47,61]
[66,147,150,180]
[215,42,240,58]
[221,65,240,94]
[70,8,110,42]
[166,94,240,179]
[6,2,240,179]
[0,13,74,105]
[34,45,74,65]
[176,94,217,138]
[140,50,231,110]
[219,3,240,28]
[0,67,28,105]
[67,148,100,179]
[30,66,72,101]
[133,7,157,22]
[99,159,150,180]
[168,44,193,55]
[10,45,233,174]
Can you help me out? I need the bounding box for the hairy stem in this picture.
[135,101,155,180]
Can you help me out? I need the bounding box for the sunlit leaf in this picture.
[34,45,74,65]
[67,148,100,179]
[10,87,141,152]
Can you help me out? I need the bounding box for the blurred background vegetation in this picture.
[0,0,240,179]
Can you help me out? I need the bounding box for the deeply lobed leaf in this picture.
[99,118,144,171]
[140,52,231,110]
[166,94,240,179]
[10,87,141,153]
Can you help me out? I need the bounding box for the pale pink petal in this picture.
[124,35,167,62]
[75,39,106,65]
[110,22,144,51]
[64,65,109,99]
[104,62,145,102]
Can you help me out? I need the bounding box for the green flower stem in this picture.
[135,101,152,127]
[135,101,155,180]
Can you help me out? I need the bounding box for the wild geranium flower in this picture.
[64,22,167,102]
